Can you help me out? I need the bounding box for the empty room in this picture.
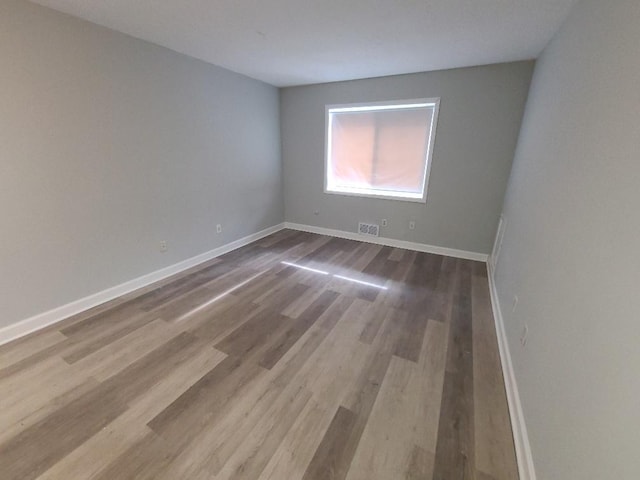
[1,0,638,479]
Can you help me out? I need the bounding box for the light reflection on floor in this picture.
[280,261,329,275]
[175,257,390,323]
[281,261,388,290]
[176,271,266,322]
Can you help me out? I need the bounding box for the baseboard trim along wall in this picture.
[0,223,286,347]
[284,222,489,262]
[487,262,537,480]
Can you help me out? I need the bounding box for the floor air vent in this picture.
[358,222,380,237]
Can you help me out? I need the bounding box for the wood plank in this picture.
[0,378,100,446]
[148,266,262,322]
[0,383,127,480]
[472,265,519,479]
[0,330,67,369]
[387,247,405,262]
[254,280,311,311]
[215,383,313,479]
[354,258,396,302]
[358,304,389,345]
[214,307,295,359]
[345,320,447,480]
[268,294,357,391]
[259,290,340,369]
[69,318,182,382]
[186,297,262,343]
[406,446,435,480]
[99,331,207,405]
[0,341,71,382]
[156,294,360,479]
[36,345,226,480]
[433,259,476,480]
[393,310,429,363]
[1,356,91,420]
[297,299,373,408]
[147,355,266,453]
[302,303,407,480]
[136,262,236,312]
[92,431,173,480]
[59,301,142,337]
[62,311,157,363]
[430,255,458,323]
[258,397,338,480]
[281,286,328,319]
[301,406,359,480]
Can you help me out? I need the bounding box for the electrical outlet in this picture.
[216,224,222,234]
[159,240,168,253]
[381,219,388,227]
[409,220,416,230]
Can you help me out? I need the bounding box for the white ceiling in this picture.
[30,0,578,87]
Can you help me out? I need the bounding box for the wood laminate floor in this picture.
[0,230,518,479]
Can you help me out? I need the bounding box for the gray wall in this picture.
[280,62,534,254]
[495,0,640,478]
[0,0,283,329]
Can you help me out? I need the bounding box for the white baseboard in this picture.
[284,222,488,262]
[0,223,285,347]
[487,263,536,480]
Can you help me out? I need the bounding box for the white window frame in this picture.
[324,98,440,203]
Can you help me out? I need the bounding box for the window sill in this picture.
[324,187,427,204]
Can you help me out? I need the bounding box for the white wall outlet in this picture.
[409,220,416,230]
[381,219,388,227]
[159,240,168,253]
[216,224,222,234]
[520,323,529,347]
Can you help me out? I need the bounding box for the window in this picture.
[325,98,439,203]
